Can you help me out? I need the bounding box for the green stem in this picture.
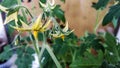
[21,9,28,23]
[71,64,101,67]
[29,33,41,68]
[39,44,45,67]
[94,9,101,34]
[17,0,28,23]
[35,39,40,57]
[72,50,77,62]
[20,6,33,18]
[39,32,46,68]
[46,44,62,68]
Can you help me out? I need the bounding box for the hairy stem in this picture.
[94,9,101,34]
[29,33,41,68]
[46,44,62,68]
[17,0,27,23]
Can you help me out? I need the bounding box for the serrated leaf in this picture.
[15,46,35,68]
[92,0,110,10]
[105,32,116,50]
[104,32,120,64]
[70,51,103,68]
[0,45,13,62]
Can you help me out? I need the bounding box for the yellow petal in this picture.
[42,19,51,30]
[61,35,65,41]
[39,28,45,32]
[0,5,8,13]
[51,34,60,38]
[33,31,38,40]
[32,15,42,30]
[63,22,68,32]
[10,25,31,31]
[4,12,18,25]
[52,33,65,41]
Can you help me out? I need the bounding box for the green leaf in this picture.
[53,5,66,23]
[38,32,43,41]
[0,0,18,7]
[104,32,117,52]
[104,32,120,64]
[112,17,118,28]
[100,60,120,68]
[70,51,103,68]
[39,0,46,3]
[5,21,15,37]
[7,5,21,16]
[116,0,120,2]
[102,4,120,26]
[15,46,35,68]
[102,12,113,26]
[0,45,13,62]
[92,0,110,10]
[79,33,105,55]
[60,0,65,3]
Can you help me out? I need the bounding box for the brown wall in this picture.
[22,0,111,37]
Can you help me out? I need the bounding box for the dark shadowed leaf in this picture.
[60,0,65,3]
[92,0,110,10]
[39,0,46,3]
[102,4,120,26]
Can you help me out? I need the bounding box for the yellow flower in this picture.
[51,33,65,40]
[11,15,51,40]
[0,5,18,25]
[51,22,74,41]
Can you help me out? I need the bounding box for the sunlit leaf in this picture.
[0,5,8,13]
[4,12,18,24]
